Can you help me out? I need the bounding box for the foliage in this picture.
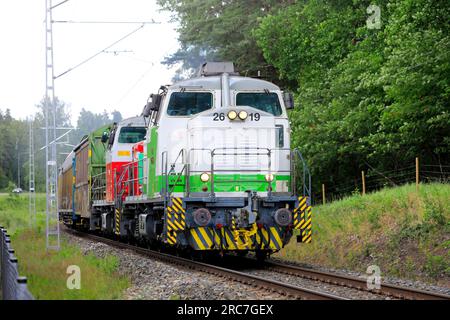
[157,0,295,83]
[72,108,120,144]
[0,193,129,299]
[156,0,449,199]
[162,45,218,82]
[0,101,122,192]
[278,183,450,283]
[0,109,28,190]
[255,0,450,197]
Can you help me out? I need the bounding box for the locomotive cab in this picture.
[133,62,312,257]
[105,117,147,202]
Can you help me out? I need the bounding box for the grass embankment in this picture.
[277,183,450,286]
[0,194,129,299]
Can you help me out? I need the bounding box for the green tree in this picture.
[0,109,29,190]
[30,97,73,191]
[255,0,449,198]
[72,108,121,144]
[157,0,294,82]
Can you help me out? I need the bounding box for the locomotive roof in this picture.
[60,151,74,173]
[169,75,281,92]
[119,116,146,126]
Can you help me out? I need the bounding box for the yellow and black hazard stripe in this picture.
[293,196,307,229]
[230,217,241,247]
[189,227,257,251]
[165,197,186,245]
[224,228,252,250]
[293,196,312,243]
[114,208,120,235]
[301,206,312,243]
[189,227,216,250]
[254,226,284,251]
[166,229,177,245]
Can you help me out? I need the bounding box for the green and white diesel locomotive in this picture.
[59,62,312,260]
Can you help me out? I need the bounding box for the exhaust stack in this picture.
[198,62,238,108]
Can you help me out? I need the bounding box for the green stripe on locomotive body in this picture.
[146,174,290,196]
[188,174,290,193]
[146,127,158,196]
[138,152,144,186]
[89,124,113,176]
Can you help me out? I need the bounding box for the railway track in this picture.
[261,260,450,300]
[64,228,345,300]
[64,228,450,300]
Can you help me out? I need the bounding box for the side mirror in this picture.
[109,131,115,145]
[142,103,152,117]
[151,94,162,111]
[101,131,109,143]
[283,92,295,110]
[142,94,162,117]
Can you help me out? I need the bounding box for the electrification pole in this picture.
[42,0,159,250]
[45,0,60,250]
[29,118,36,227]
[16,139,20,189]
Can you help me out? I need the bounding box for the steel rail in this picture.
[64,228,345,300]
[264,260,450,300]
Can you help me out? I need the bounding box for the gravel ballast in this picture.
[64,233,284,300]
[270,256,450,296]
[64,232,448,300]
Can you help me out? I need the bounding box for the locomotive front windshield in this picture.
[167,92,213,116]
[118,127,147,144]
[236,92,282,116]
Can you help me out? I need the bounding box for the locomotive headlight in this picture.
[227,110,238,120]
[238,111,248,120]
[265,173,274,182]
[200,172,210,182]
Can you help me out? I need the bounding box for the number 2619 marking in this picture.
[213,113,260,121]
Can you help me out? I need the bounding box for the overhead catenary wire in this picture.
[54,24,146,80]
[115,64,156,106]
[51,0,70,10]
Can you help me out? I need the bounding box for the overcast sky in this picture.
[0,0,179,124]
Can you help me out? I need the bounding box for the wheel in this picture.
[237,250,248,258]
[255,250,268,263]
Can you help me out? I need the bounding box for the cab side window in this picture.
[118,127,147,144]
[236,92,282,116]
[167,92,213,116]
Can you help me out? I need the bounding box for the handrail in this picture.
[168,149,185,175]
[116,157,148,199]
[293,149,312,200]
[115,165,129,206]
[117,147,312,202]
[168,164,188,195]
[91,171,106,202]
[188,147,293,198]
[212,147,273,198]
[162,149,187,202]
